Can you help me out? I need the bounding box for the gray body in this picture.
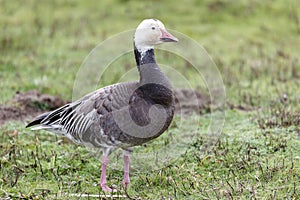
[27,48,175,154]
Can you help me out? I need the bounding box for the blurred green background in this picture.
[1,0,299,106]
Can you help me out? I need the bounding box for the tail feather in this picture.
[26,112,51,128]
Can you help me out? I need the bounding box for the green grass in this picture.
[1,0,300,199]
[1,111,299,199]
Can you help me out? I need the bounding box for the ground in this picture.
[0,0,300,199]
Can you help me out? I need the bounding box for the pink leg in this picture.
[122,155,130,187]
[99,155,113,192]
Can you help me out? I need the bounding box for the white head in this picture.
[134,19,178,52]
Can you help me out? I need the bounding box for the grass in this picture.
[1,0,300,199]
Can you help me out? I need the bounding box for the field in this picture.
[1,0,300,199]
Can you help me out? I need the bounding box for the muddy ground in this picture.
[0,90,67,125]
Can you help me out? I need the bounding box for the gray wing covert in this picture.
[38,82,137,145]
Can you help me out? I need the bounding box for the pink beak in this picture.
[160,29,178,42]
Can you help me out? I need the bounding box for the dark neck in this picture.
[134,45,156,66]
[134,43,172,89]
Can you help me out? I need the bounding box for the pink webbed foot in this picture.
[99,183,114,193]
[122,178,130,187]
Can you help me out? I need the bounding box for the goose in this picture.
[26,18,178,192]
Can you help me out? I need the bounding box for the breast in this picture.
[86,83,175,148]
[125,83,175,145]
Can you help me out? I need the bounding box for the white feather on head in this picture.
[134,19,177,52]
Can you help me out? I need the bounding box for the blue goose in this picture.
[26,19,178,192]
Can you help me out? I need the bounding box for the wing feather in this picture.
[26,82,137,145]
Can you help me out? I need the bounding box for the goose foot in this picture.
[122,178,130,187]
[100,183,112,192]
[99,183,117,193]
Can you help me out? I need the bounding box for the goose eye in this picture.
[151,27,155,30]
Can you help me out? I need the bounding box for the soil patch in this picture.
[0,90,67,125]
[174,89,211,115]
